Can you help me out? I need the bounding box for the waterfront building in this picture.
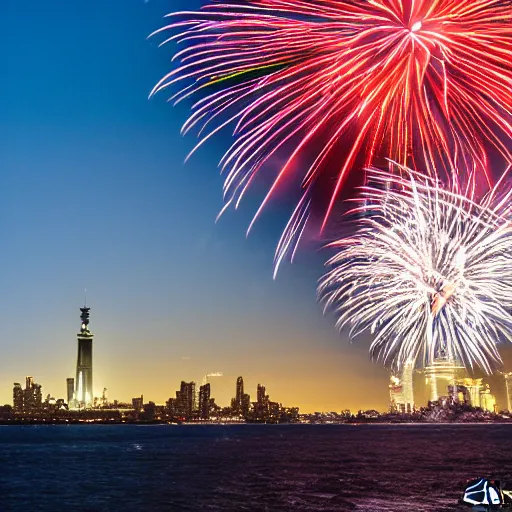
[479,384,497,413]
[75,306,94,407]
[389,375,402,412]
[503,372,512,412]
[13,383,23,412]
[423,353,465,402]
[257,384,268,404]
[389,360,415,413]
[166,397,178,418]
[66,378,75,405]
[177,381,195,419]
[24,377,42,411]
[447,384,471,405]
[235,376,244,413]
[12,377,42,412]
[132,396,143,411]
[455,378,483,408]
[199,383,211,419]
[241,393,251,416]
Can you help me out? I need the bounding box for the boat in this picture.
[462,478,512,509]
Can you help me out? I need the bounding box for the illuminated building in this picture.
[423,353,465,402]
[241,393,251,416]
[75,306,94,407]
[199,383,211,419]
[389,376,403,412]
[257,384,268,404]
[235,376,244,413]
[132,396,143,411]
[66,378,75,405]
[502,372,512,412]
[254,384,271,421]
[24,377,42,411]
[455,378,483,408]
[165,397,177,416]
[448,384,471,405]
[479,384,497,413]
[13,383,23,412]
[12,377,42,412]
[389,360,415,413]
[101,388,108,407]
[177,381,195,419]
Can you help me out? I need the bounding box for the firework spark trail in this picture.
[151,1,512,272]
[318,163,512,373]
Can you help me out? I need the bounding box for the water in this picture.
[0,424,511,511]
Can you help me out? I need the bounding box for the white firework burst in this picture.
[319,164,512,373]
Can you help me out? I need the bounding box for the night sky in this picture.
[0,0,509,412]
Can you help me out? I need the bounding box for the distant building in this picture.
[503,372,512,412]
[199,383,211,420]
[257,384,267,404]
[165,397,176,416]
[13,383,23,412]
[66,378,75,405]
[24,377,42,411]
[455,378,483,408]
[132,395,144,411]
[234,376,244,413]
[13,377,42,412]
[100,388,108,408]
[448,384,471,405]
[423,353,465,402]
[389,359,415,413]
[75,306,94,408]
[479,384,497,413]
[143,401,156,421]
[177,381,195,419]
[241,393,251,416]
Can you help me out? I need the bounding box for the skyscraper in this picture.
[13,377,43,412]
[66,378,75,405]
[401,360,414,412]
[257,384,267,404]
[241,393,251,416]
[503,372,512,412]
[13,383,23,412]
[236,377,244,410]
[388,360,414,413]
[177,381,195,419]
[75,306,94,407]
[199,383,211,420]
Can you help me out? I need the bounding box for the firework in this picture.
[318,164,512,373]
[151,0,512,271]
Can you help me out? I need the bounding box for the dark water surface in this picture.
[0,424,511,511]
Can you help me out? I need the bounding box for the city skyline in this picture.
[0,0,511,414]
[5,303,512,414]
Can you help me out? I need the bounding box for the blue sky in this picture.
[0,0,508,411]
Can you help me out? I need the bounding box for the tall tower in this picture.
[389,360,415,413]
[401,360,415,412]
[503,372,512,412]
[235,376,244,411]
[75,306,94,407]
[199,383,211,420]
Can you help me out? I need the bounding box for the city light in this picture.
[0,303,510,425]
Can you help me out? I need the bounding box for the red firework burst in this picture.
[151,0,512,272]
